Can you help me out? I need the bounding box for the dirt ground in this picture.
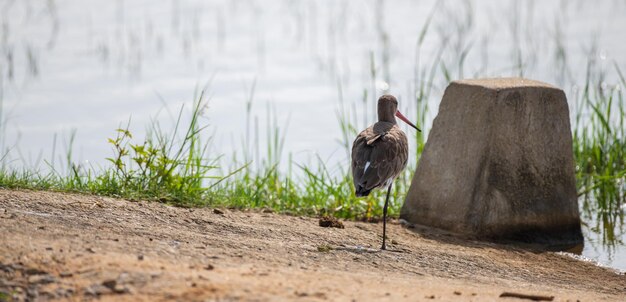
[0,189,625,301]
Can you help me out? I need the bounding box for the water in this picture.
[1,0,625,270]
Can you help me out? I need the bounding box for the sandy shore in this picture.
[1,189,624,301]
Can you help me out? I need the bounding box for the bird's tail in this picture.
[355,185,372,197]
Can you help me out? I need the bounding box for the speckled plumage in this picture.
[351,122,409,197]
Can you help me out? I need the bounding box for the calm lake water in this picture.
[1,0,625,271]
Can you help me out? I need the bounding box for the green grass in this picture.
[0,92,241,207]
[572,62,626,245]
[0,75,623,221]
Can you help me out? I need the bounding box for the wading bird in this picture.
[351,95,420,250]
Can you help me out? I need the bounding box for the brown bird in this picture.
[351,95,420,250]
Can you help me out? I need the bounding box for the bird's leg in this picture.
[381,183,392,250]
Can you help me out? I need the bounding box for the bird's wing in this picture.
[352,125,409,193]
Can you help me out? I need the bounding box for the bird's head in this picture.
[377,95,421,132]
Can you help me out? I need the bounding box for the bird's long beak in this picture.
[395,111,421,132]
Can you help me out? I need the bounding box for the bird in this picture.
[351,94,420,250]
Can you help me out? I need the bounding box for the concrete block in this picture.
[400,78,583,247]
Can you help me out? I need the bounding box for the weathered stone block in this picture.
[401,78,583,247]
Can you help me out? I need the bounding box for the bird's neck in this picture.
[377,109,397,124]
